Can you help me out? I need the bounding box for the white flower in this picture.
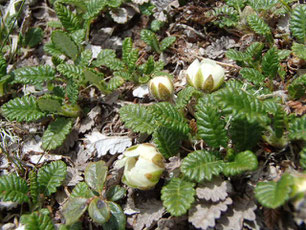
[186,58,225,92]
[115,144,165,190]
[148,75,174,101]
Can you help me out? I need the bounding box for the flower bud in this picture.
[186,58,225,92]
[148,76,174,101]
[115,144,165,190]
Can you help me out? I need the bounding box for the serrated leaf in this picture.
[262,47,279,79]
[0,174,29,203]
[160,36,176,51]
[140,29,161,53]
[181,150,224,182]
[289,115,306,141]
[51,31,79,60]
[300,147,306,170]
[102,201,126,230]
[119,104,156,134]
[24,27,43,48]
[84,0,106,20]
[175,86,202,111]
[153,126,182,159]
[247,15,271,36]
[226,49,249,61]
[240,68,265,85]
[245,42,264,60]
[78,49,93,67]
[88,198,111,224]
[85,161,108,193]
[70,182,95,198]
[141,55,154,75]
[38,96,62,113]
[223,151,258,176]
[71,29,86,45]
[66,79,79,104]
[42,118,73,150]
[55,3,81,32]
[122,37,133,65]
[255,173,293,209]
[161,178,195,216]
[29,171,39,205]
[93,49,124,70]
[195,97,228,148]
[84,69,105,91]
[57,64,83,79]
[288,74,306,99]
[107,76,124,91]
[44,42,63,58]
[229,117,263,151]
[107,0,122,7]
[292,42,306,60]
[38,161,67,196]
[188,198,232,230]
[290,5,306,43]
[1,96,46,122]
[215,86,268,123]
[13,65,56,85]
[62,197,88,225]
[105,185,126,202]
[148,102,190,135]
[21,211,55,230]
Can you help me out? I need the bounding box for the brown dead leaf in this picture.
[287,100,306,116]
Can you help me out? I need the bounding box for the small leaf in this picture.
[223,151,258,176]
[226,49,249,62]
[84,0,106,20]
[66,79,79,104]
[255,173,293,209]
[102,201,126,230]
[42,118,73,150]
[29,171,39,205]
[262,47,279,79]
[287,74,306,99]
[38,161,67,196]
[51,31,79,60]
[105,185,126,202]
[85,161,108,193]
[140,29,161,53]
[181,150,224,182]
[21,211,55,230]
[161,177,195,216]
[289,115,306,141]
[290,5,306,43]
[119,104,156,134]
[70,182,95,198]
[239,68,265,85]
[62,197,88,225]
[13,65,56,85]
[57,63,84,79]
[54,2,81,32]
[107,76,125,91]
[88,198,111,224]
[24,27,43,48]
[160,36,176,51]
[38,96,62,113]
[247,14,271,36]
[175,86,202,111]
[292,42,306,60]
[299,147,306,170]
[245,42,264,60]
[1,96,46,122]
[0,174,29,203]
[122,37,133,65]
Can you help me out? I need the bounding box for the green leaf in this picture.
[226,49,249,62]
[0,55,7,76]
[44,42,63,58]
[292,42,306,60]
[211,5,239,28]
[84,69,105,91]
[78,49,93,67]
[29,171,39,205]
[21,212,55,230]
[85,161,108,193]
[247,15,271,36]
[51,31,79,60]
[106,0,122,8]
[153,126,182,159]
[93,49,124,70]
[223,151,258,176]
[102,202,126,230]
[141,55,155,75]
[0,174,29,203]
[66,79,79,104]
[140,29,161,53]
[1,96,46,122]
[38,161,67,196]
[229,117,263,151]
[71,29,86,45]
[38,96,62,113]
[151,20,164,32]
[288,74,306,99]
[300,147,306,170]
[107,76,125,91]
[105,185,126,202]
[42,118,73,150]
[122,37,133,65]
[245,42,264,60]
[181,150,224,182]
[84,0,106,20]
[262,47,279,79]
[290,5,306,43]
[57,64,83,79]
[289,115,306,141]
[175,86,202,111]
[271,105,286,138]
[160,36,176,51]
[54,3,81,32]
[239,68,265,85]
[277,49,291,60]
[195,97,228,148]
[88,198,111,224]
[215,86,268,123]
[71,182,95,198]
[24,28,43,48]
[13,65,56,85]
[255,173,293,209]
[161,178,195,216]
[119,104,156,134]
[62,197,88,225]
[149,102,190,135]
